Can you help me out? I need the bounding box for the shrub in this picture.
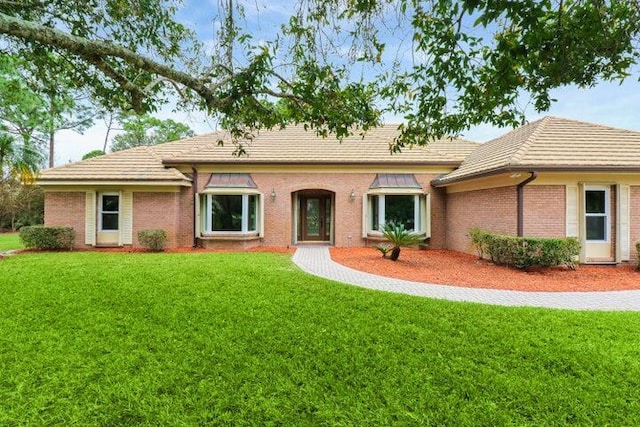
[138,229,167,252]
[380,222,425,261]
[375,243,391,258]
[19,226,75,250]
[469,228,580,270]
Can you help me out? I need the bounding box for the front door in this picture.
[299,195,331,241]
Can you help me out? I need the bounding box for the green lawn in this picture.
[1,252,639,425]
[0,233,22,251]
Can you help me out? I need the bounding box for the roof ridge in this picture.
[508,116,551,165]
[161,131,231,159]
[142,145,191,181]
[546,115,640,136]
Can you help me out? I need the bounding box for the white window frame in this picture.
[584,186,609,243]
[201,191,262,235]
[98,192,120,232]
[366,192,426,235]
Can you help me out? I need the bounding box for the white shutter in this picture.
[258,193,264,238]
[617,184,630,261]
[194,193,201,238]
[566,185,579,237]
[120,191,133,245]
[85,191,96,245]
[361,194,368,238]
[424,193,431,238]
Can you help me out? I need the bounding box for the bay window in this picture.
[202,193,260,234]
[367,193,427,233]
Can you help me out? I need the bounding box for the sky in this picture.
[53,0,640,166]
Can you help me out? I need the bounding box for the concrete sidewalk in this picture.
[292,246,640,311]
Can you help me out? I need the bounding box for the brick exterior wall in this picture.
[42,182,640,262]
[631,186,640,262]
[133,192,183,248]
[522,185,566,238]
[44,192,86,248]
[445,186,518,253]
[177,187,195,248]
[194,171,445,250]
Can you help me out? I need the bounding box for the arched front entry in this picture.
[293,189,334,244]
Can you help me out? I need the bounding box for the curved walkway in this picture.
[292,246,640,311]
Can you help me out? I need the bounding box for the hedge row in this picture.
[469,229,580,270]
[19,226,75,250]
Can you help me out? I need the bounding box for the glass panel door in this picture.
[305,198,321,238]
[300,195,331,241]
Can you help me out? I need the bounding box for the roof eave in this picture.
[432,165,640,187]
[163,159,464,167]
[37,178,193,187]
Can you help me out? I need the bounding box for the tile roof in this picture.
[38,124,479,184]
[435,116,640,185]
[38,145,191,183]
[161,124,479,165]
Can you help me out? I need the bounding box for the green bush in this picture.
[19,226,75,250]
[138,229,167,252]
[469,229,580,270]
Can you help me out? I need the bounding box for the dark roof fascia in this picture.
[431,165,640,187]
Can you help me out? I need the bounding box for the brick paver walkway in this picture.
[292,246,640,311]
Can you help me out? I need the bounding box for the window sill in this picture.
[366,231,427,240]
[200,232,261,241]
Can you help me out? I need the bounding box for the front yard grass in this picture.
[0,233,22,251]
[1,251,639,425]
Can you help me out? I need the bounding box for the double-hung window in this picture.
[99,193,119,231]
[585,187,608,242]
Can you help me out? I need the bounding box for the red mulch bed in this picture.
[330,247,640,292]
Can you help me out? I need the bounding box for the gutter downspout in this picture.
[516,171,538,237]
[192,165,198,248]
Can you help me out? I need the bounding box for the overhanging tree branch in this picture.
[0,12,218,111]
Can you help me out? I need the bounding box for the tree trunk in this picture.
[48,93,56,168]
[389,246,401,261]
[48,130,54,168]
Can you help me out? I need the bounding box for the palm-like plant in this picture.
[380,222,425,261]
[0,133,42,184]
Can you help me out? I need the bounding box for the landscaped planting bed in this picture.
[331,247,640,292]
